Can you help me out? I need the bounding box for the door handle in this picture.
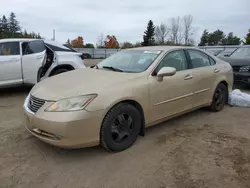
[10,58,19,62]
[214,68,220,73]
[184,74,193,80]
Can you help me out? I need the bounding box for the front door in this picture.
[21,40,46,84]
[0,41,22,86]
[148,49,195,124]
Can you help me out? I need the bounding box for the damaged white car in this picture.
[0,38,85,88]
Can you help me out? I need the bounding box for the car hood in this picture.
[30,68,143,101]
[219,57,250,66]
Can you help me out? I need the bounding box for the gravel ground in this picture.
[0,61,250,188]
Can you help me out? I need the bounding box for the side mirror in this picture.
[157,67,176,81]
[224,54,229,57]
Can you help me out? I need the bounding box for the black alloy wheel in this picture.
[209,83,227,112]
[100,103,141,152]
[111,113,133,143]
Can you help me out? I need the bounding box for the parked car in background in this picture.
[0,38,85,88]
[216,47,238,58]
[219,46,250,85]
[206,49,224,56]
[23,46,233,152]
[63,44,92,59]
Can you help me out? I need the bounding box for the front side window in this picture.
[98,50,162,73]
[154,50,188,73]
[23,40,46,55]
[188,50,211,68]
[230,47,250,59]
[0,42,20,56]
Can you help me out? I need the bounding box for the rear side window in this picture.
[187,50,211,68]
[23,40,46,55]
[0,42,20,56]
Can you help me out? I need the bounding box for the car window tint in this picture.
[22,42,28,54]
[188,50,211,68]
[24,40,45,55]
[0,42,20,56]
[155,50,188,72]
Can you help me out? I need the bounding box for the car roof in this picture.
[127,45,198,52]
[239,45,250,48]
[0,38,42,43]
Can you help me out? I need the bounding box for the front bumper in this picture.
[234,72,250,84]
[23,96,105,149]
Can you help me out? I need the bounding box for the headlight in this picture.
[45,94,97,112]
[239,66,250,72]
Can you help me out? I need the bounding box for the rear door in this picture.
[21,40,46,84]
[185,49,218,107]
[0,41,22,86]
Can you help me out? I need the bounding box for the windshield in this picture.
[230,47,250,59]
[97,50,162,73]
[217,48,237,57]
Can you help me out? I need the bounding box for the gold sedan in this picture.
[23,46,233,152]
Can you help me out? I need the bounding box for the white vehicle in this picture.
[0,38,85,88]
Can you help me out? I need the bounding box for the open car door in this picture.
[22,40,47,84]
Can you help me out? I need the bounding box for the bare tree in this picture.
[96,33,104,48]
[183,15,194,45]
[169,17,181,44]
[155,23,169,44]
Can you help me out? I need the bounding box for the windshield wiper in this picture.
[102,66,123,72]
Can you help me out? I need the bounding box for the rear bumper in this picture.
[234,72,250,84]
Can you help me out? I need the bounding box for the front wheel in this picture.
[100,103,141,152]
[209,83,228,112]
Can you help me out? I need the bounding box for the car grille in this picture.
[232,66,241,72]
[239,66,250,72]
[28,95,46,113]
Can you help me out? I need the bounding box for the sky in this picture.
[1,0,249,45]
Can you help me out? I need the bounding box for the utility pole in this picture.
[52,30,55,41]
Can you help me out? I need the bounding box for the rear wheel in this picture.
[209,83,228,112]
[100,103,141,152]
[51,68,68,76]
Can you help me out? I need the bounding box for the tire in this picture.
[51,68,68,76]
[100,103,141,152]
[209,83,228,112]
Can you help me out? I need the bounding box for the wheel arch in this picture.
[49,64,75,76]
[219,80,228,88]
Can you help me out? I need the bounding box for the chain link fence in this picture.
[74,45,247,59]
[73,48,120,59]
